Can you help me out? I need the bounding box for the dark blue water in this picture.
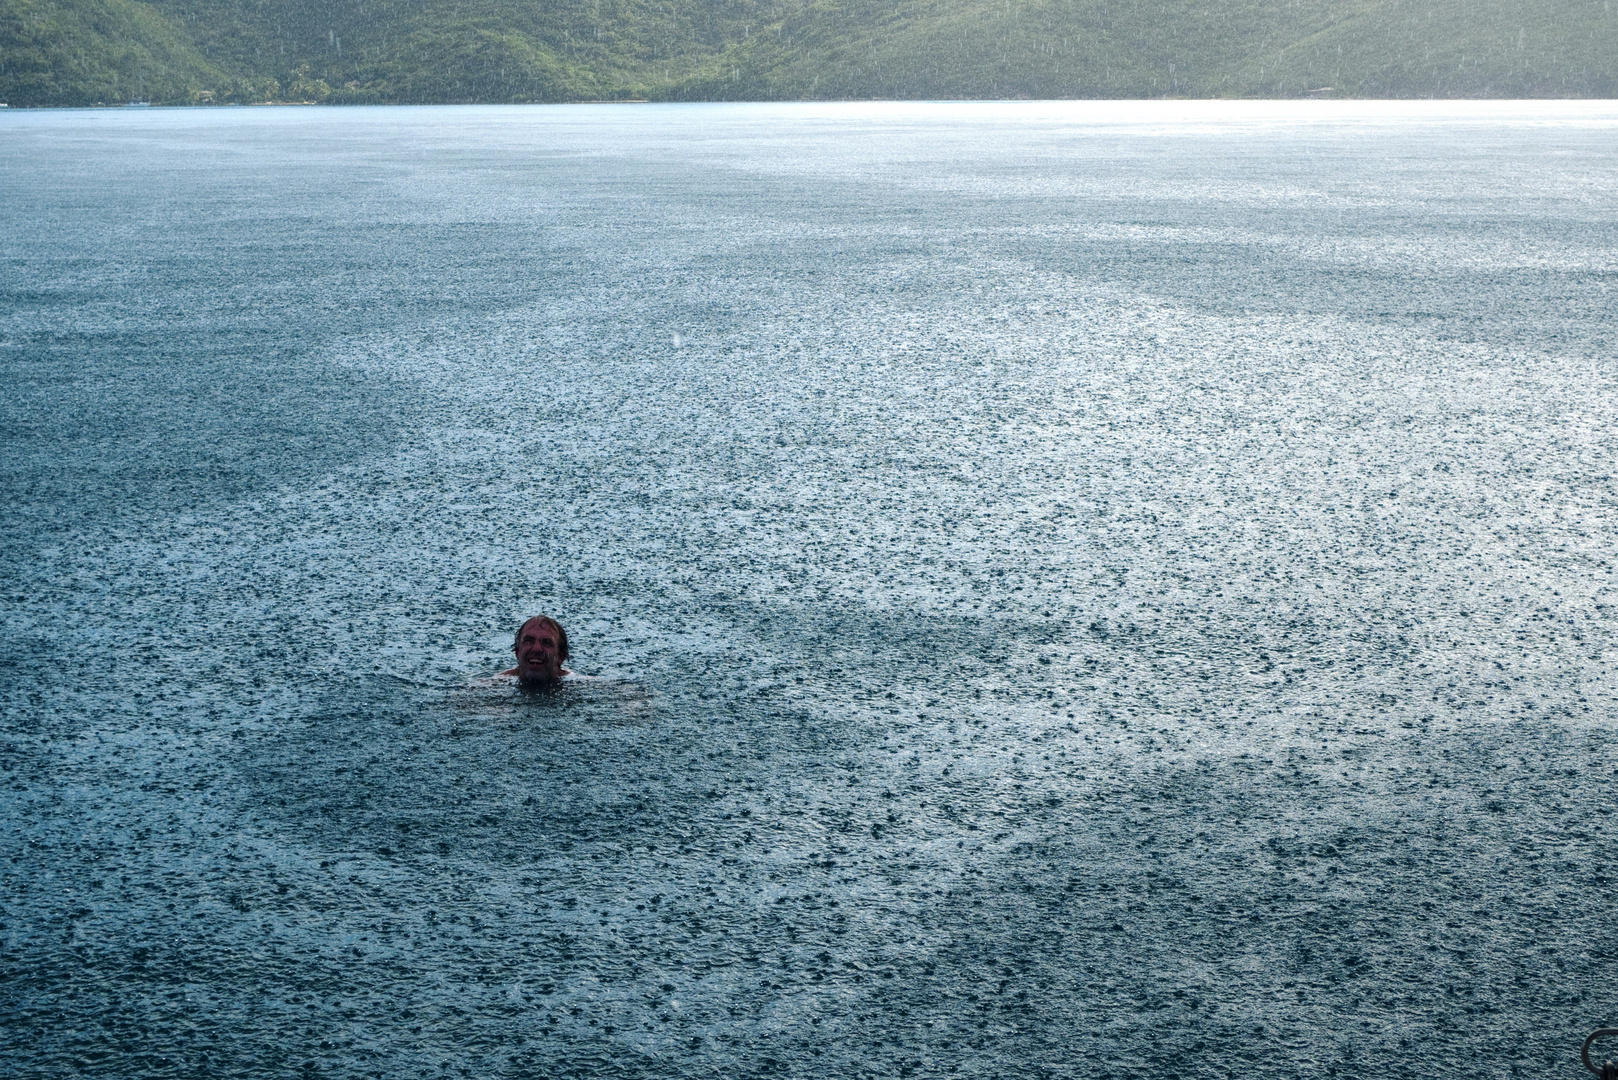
[4,101,1618,1079]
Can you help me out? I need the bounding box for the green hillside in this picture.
[684,0,1618,100]
[2,0,1614,106]
[0,0,232,105]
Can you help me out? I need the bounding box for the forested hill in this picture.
[3,0,1615,107]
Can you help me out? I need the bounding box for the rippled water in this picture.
[4,101,1618,1079]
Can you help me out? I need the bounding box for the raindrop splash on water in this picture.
[2,100,1617,1078]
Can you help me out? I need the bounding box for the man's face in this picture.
[513,619,564,683]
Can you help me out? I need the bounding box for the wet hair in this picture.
[513,615,569,662]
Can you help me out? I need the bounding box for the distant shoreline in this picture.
[8,0,1612,110]
[6,94,1618,112]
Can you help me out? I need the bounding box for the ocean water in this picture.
[3,100,1617,1079]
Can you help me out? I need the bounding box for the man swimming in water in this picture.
[501,615,572,686]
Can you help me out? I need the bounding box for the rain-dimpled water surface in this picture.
[3,100,1618,1079]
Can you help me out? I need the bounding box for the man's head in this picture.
[512,615,569,684]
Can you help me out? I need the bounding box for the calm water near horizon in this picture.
[3,100,1618,1078]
